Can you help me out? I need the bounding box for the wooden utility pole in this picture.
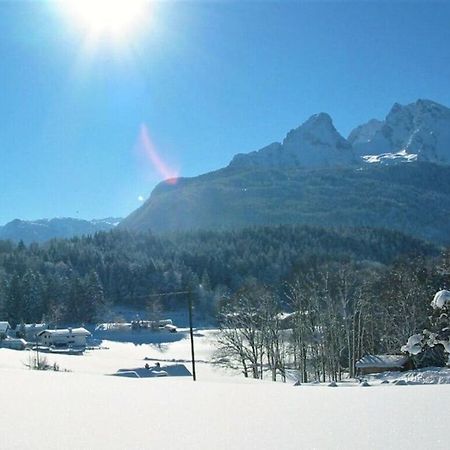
[188,291,196,381]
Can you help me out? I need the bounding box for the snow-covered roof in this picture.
[1,338,27,349]
[3,338,27,344]
[37,328,91,337]
[276,312,296,321]
[95,322,131,331]
[15,323,47,333]
[355,355,410,369]
[431,290,450,309]
[23,323,47,330]
[0,322,11,334]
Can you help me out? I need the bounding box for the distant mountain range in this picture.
[120,99,450,244]
[0,217,121,244]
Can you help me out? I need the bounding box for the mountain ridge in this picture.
[0,217,122,244]
[229,99,450,169]
[119,99,450,242]
[230,111,356,169]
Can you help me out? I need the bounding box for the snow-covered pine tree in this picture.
[402,290,450,367]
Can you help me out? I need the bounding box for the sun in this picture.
[63,0,148,37]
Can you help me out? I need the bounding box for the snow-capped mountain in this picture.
[230,112,355,169]
[230,99,450,169]
[120,98,450,241]
[0,217,122,244]
[350,99,450,164]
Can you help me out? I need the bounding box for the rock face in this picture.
[348,119,384,147]
[350,99,450,164]
[230,113,355,169]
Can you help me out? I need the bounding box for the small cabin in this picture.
[37,327,91,348]
[1,338,27,350]
[355,354,413,376]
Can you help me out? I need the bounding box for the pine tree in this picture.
[22,270,44,323]
[402,290,450,367]
[7,275,23,327]
[83,271,105,322]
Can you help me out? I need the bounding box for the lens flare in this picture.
[139,124,179,184]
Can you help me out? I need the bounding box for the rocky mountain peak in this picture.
[305,112,333,126]
[229,112,355,170]
[283,112,342,146]
[350,99,450,164]
[229,99,450,171]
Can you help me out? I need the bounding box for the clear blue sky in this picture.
[1,0,449,224]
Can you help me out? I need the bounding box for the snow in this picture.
[369,367,450,385]
[362,149,418,165]
[0,329,228,380]
[40,327,91,337]
[275,312,296,321]
[401,334,423,355]
[431,290,450,309]
[1,329,450,449]
[0,369,449,449]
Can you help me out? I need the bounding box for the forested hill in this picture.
[120,162,450,244]
[0,225,440,326]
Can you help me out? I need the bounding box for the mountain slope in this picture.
[121,99,450,243]
[121,163,450,243]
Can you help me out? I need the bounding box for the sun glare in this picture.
[63,0,148,37]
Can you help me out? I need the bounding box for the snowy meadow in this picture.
[0,329,449,450]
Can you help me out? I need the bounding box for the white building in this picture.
[37,327,91,348]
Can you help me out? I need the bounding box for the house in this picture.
[1,338,27,350]
[37,327,91,348]
[0,321,11,338]
[355,354,413,376]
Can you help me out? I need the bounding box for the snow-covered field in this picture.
[1,329,449,449]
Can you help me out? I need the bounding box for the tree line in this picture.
[0,225,442,330]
